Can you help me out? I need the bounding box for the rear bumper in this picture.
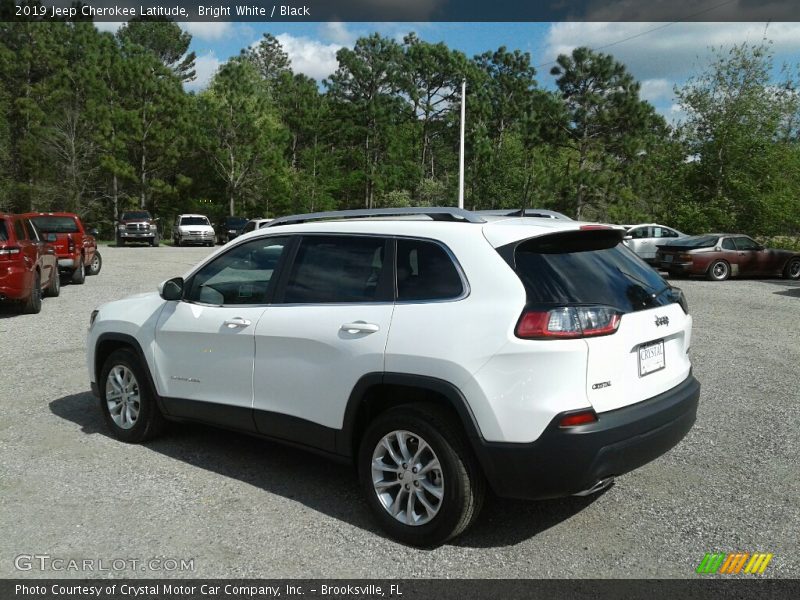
[660,260,694,273]
[474,374,700,500]
[58,258,75,268]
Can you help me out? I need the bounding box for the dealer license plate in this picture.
[638,339,665,377]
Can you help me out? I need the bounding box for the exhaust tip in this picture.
[573,476,615,497]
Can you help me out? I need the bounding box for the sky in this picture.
[98,20,800,123]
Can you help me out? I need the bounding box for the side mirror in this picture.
[159,277,184,301]
[623,235,633,241]
[89,228,99,237]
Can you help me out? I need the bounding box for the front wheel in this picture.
[87,251,102,276]
[99,348,165,443]
[358,404,485,547]
[707,260,730,281]
[783,257,800,280]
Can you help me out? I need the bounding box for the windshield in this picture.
[508,231,678,313]
[121,211,151,221]
[662,235,719,248]
[29,216,79,233]
[181,216,210,226]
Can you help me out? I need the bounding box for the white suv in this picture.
[87,208,700,546]
[172,214,215,247]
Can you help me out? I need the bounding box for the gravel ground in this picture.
[1,245,798,579]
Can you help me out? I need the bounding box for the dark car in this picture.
[0,213,60,313]
[215,216,249,245]
[657,234,800,281]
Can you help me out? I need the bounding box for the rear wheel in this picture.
[87,251,102,276]
[71,257,86,284]
[707,260,730,281]
[783,258,800,280]
[99,348,165,443]
[358,404,485,547]
[21,271,42,314]
[44,267,61,297]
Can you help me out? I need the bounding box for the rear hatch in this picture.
[506,229,692,413]
[29,216,79,258]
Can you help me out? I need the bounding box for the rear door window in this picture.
[283,236,390,304]
[396,239,464,301]
[507,230,676,313]
[24,220,41,241]
[14,219,26,241]
[0,220,8,241]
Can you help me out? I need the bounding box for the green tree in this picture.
[117,18,196,82]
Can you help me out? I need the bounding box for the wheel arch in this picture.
[339,373,486,461]
[94,333,166,414]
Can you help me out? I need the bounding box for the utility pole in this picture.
[458,78,466,209]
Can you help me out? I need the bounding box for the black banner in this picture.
[3,0,800,22]
[3,580,800,600]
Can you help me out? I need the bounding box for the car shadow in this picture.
[49,391,602,549]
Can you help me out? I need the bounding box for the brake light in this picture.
[68,234,75,253]
[678,253,692,262]
[559,410,598,427]
[516,306,621,339]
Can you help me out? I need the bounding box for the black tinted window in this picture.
[284,236,387,303]
[121,211,150,220]
[733,237,760,251]
[396,239,463,301]
[24,220,40,241]
[0,220,7,241]
[721,238,736,250]
[186,237,289,305]
[14,220,26,240]
[180,216,210,226]
[511,232,675,313]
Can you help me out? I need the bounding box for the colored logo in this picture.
[696,552,774,575]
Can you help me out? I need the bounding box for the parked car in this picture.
[25,212,101,283]
[0,213,59,313]
[117,210,159,246]
[623,224,685,265]
[215,216,249,245]
[87,207,699,546]
[477,208,573,220]
[241,218,273,235]
[657,234,800,281]
[172,214,215,247]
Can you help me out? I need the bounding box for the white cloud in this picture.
[182,22,234,42]
[544,22,800,82]
[185,51,222,92]
[320,22,355,46]
[274,34,342,82]
[640,78,675,104]
[94,21,124,34]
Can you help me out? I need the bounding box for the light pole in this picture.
[458,78,466,209]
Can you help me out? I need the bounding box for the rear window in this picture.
[0,220,7,241]
[666,235,719,248]
[508,230,676,313]
[181,216,210,226]
[29,216,79,233]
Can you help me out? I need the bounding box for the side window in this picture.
[666,229,680,238]
[630,227,649,239]
[396,239,464,301]
[734,237,760,251]
[13,219,27,241]
[186,236,290,305]
[24,220,40,241]
[721,238,736,250]
[283,236,388,304]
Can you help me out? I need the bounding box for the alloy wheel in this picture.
[105,365,141,430]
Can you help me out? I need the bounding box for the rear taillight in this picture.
[516,306,621,339]
[678,253,692,262]
[0,246,21,260]
[68,235,75,253]
[559,410,598,427]
[672,286,689,314]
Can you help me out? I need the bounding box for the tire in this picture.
[71,257,86,284]
[44,267,61,297]
[358,403,485,547]
[117,236,125,247]
[783,257,800,280]
[707,260,730,281]
[150,234,159,247]
[99,348,166,443]
[87,251,102,276]
[21,271,42,314]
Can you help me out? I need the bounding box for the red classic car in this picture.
[656,234,800,281]
[25,212,101,283]
[0,213,60,313]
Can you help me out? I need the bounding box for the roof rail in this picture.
[266,207,486,227]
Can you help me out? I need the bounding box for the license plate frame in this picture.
[638,339,665,377]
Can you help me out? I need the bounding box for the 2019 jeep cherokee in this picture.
[87,208,700,546]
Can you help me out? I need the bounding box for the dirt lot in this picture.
[1,245,798,578]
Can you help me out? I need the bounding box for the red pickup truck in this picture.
[24,212,102,284]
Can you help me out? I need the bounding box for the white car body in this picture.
[623,223,685,264]
[87,208,700,544]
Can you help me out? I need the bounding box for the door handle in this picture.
[340,322,380,334]
[224,317,251,328]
